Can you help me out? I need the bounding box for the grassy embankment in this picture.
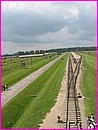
[2,55,58,88]
[2,54,67,128]
[80,52,96,119]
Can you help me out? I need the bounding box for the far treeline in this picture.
[3,46,96,57]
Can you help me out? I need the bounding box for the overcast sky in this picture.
[2,1,96,54]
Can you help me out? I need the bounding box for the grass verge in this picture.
[80,52,96,119]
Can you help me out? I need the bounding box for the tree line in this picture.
[2,46,96,57]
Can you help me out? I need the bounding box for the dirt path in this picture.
[40,52,87,129]
[2,54,65,107]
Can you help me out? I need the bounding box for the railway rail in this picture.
[65,52,82,129]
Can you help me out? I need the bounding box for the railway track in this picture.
[65,52,82,129]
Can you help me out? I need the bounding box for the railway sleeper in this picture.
[68,116,77,118]
[68,117,81,121]
[68,99,78,101]
[77,115,81,117]
[68,109,80,111]
[68,120,78,122]
[77,116,81,119]
[67,112,80,115]
[69,121,81,125]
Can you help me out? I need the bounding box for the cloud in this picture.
[2,1,96,54]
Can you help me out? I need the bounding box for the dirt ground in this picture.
[40,52,87,129]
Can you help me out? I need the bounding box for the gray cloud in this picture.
[2,10,66,42]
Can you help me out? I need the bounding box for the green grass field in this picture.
[80,52,96,119]
[2,57,44,75]
[2,55,58,88]
[2,54,67,128]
